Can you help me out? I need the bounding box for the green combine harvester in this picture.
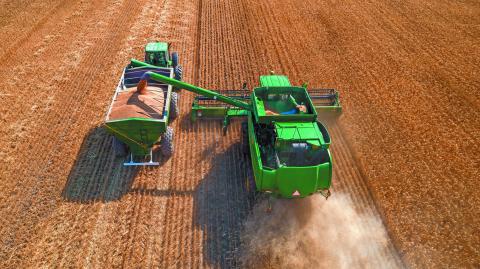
[137,62,341,198]
[104,42,182,166]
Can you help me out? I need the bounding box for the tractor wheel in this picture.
[171,52,179,68]
[160,127,174,157]
[112,136,127,157]
[169,92,179,120]
[174,65,183,81]
[241,121,249,154]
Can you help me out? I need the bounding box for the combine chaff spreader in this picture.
[137,61,341,198]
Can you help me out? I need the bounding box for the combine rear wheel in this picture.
[160,127,174,157]
[169,92,179,120]
[112,136,127,157]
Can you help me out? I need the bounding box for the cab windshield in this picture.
[277,142,329,167]
[147,52,167,66]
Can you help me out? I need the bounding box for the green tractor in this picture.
[138,61,342,199]
[144,42,182,80]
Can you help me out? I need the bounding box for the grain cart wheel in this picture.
[160,127,174,157]
[169,92,179,120]
[112,136,127,157]
[171,52,179,68]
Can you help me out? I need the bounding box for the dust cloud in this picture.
[240,193,396,269]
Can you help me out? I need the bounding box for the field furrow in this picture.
[0,0,478,268]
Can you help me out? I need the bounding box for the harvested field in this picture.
[0,0,478,268]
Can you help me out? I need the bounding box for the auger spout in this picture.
[130,58,158,68]
[144,70,252,111]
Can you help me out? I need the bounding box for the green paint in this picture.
[105,118,167,155]
[259,75,292,87]
[145,42,168,52]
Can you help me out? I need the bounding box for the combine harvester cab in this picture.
[248,76,335,198]
[104,61,177,166]
[141,61,341,199]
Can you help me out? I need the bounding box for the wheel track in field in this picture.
[78,0,170,266]
[191,0,258,267]
[72,0,182,267]
[0,0,70,59]
[131,0,199,267]
[149,0,204,267]
[104,0,200,267]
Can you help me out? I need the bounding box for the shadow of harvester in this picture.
[63,124,256,268]
[193,142,254,269]
[62,126,166,202]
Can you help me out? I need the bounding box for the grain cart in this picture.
[104,58,181,166]
[138,61,341,198]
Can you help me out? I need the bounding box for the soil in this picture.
[0,0,478,268]
[108,87,165,120]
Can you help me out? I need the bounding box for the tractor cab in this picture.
[145,42,177,68]
[143,42,182,81]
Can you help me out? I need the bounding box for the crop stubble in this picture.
[0,0,478,268]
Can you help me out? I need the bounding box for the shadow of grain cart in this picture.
[62,127,139,202]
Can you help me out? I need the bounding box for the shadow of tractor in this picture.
[62,126,167,202]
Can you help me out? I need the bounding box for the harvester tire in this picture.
[112,136,127,157]
[160,127,174,157]
[241,122,249,153]
[171,52,179,68]
[169,92,179,120]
